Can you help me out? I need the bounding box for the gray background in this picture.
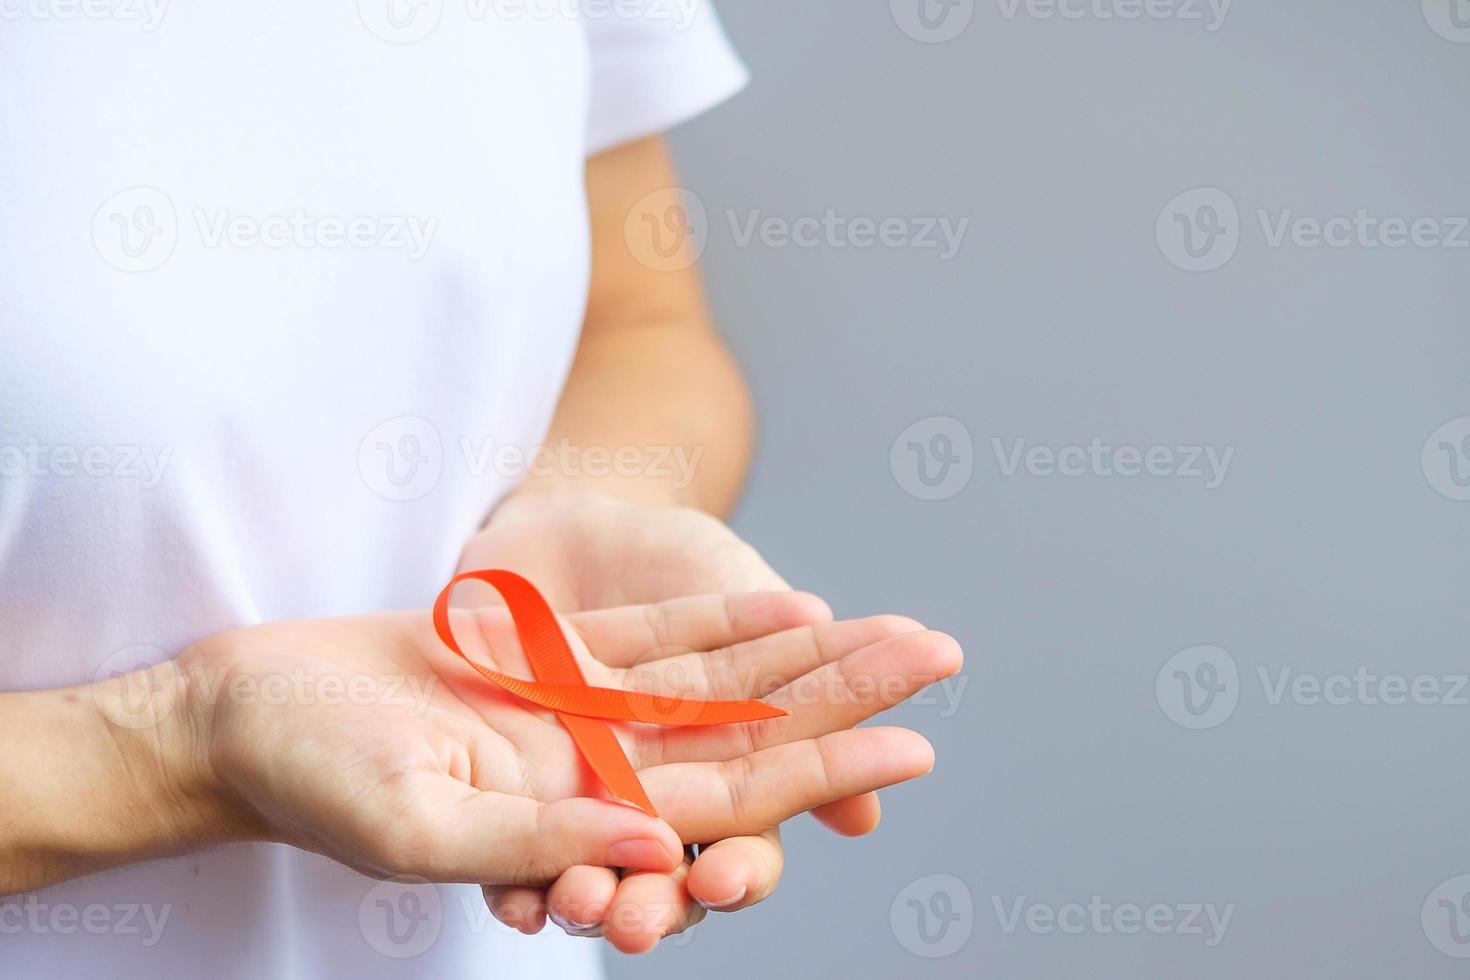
[611,1,1470,978]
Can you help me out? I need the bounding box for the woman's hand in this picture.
[61,591,954,921]
[457,492,931,951]
[457,490,794,610]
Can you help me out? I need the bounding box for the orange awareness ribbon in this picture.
[432,570,787,817]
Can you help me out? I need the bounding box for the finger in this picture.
[604,861,703,955]
[686,827,784,913]
[811,793,882,836]
[570,591,833,668]
[622,615,926,703]
[369,782,683,885]
[482,885,547,935]
[641,727,936,843]
[636,630,961,767]
[547,865,619,938]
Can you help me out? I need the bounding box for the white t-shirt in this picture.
[0,5,746,977]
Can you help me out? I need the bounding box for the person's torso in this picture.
[1,8,601,976]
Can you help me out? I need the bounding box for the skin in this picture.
[461,493,892,952]
[452,133,894,952]
[0,593,960,904]
[0,134,961,957]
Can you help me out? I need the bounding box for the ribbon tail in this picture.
[560,714,659,817]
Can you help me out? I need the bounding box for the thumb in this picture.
[377,776,683,887]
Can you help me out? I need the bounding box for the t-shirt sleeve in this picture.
[583,3,749,156]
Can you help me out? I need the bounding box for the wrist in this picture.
[499,473,688,516]
[491,480,683,528]
[84,657,269,865]
[148,655,272,852]
[1,659,264,895]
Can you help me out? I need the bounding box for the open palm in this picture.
[459,493,913,949]
[186,589,957,910]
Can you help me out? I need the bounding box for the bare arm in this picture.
[465,136,896,952]
[0,667,252,895]
[0,607,942,907]
[508,134,753,515]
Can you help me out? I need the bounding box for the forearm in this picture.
[515,318,754,516]
[508,135,755,518]
[0,664,251,895]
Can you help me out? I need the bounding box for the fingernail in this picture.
[697,885,747,911]
[549,911,603,938]
[607,838,677,870]
[516,904,546,936]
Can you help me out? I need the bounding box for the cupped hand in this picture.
[457,490,793,609]
[176,589,957,933]
[457,492,942,951]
